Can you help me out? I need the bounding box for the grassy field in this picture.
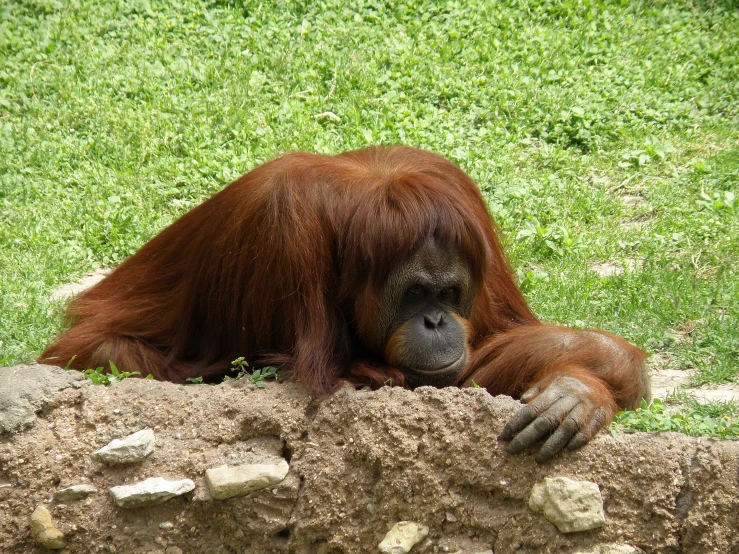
[1,0,737,434]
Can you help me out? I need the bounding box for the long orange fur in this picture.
[41,146,648,419]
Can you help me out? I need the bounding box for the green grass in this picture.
[1,0,737,436]
[613,396,739,438]
[79,360,148,385]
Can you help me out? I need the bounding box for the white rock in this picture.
[30,505,67,549]
[50,267,111,301]
[575,544,638,554]
[378,521,429,554]
[53,484,98,501]
[205,459,289,500]
[92,429,155,464]
[109,477,194,508]
[529,476,605,533]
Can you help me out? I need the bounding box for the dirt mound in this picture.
[1,365,737,553]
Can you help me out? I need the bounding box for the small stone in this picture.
[159,522,174,530]
[205,459,289,500]
[529,476,605,533]
[93,429,155,464]
[109,477,194,508]
[165,547,183,554]
[574,544,638,554]
[444,512,457,523]
[54,484,98,501]
[31,505,67,549]
[378,521,429,554]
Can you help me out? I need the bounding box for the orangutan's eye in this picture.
[438,287,458,301]
[407,285,425,297]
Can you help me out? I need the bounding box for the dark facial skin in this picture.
[373,240,474,387]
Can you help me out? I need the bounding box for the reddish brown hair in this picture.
[41,146,538,394]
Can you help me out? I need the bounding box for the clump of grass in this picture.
[224,357,280,388]
[613,397,739,439]
[80,360,143,385]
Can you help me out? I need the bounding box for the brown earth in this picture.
[1,366,738,554]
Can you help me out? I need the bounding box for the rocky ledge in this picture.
[1,364,737,554]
